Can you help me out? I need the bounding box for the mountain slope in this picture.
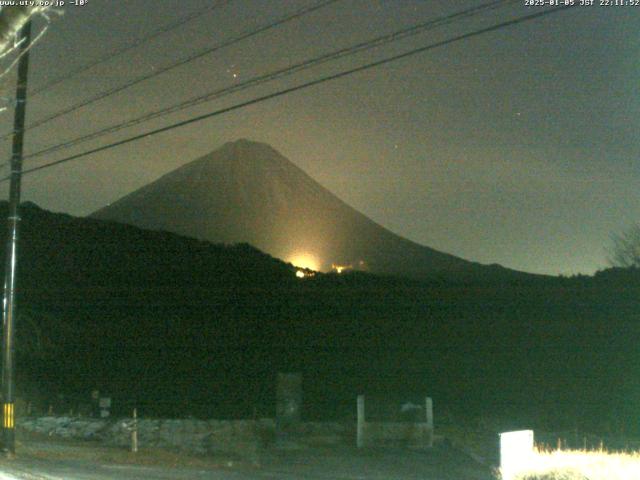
[91,139,531,281]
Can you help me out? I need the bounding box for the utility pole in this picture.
[1,18,32,456]
[0,7,40,56]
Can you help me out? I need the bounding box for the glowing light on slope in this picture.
[295,269,315,279]
[331,264,352,274]
[288,252,320,271]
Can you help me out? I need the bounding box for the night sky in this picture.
[0,0,637,276]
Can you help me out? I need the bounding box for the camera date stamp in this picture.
[0,0,89,7]
[525,0,639,6]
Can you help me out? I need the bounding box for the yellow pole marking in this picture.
[3,403,14,428]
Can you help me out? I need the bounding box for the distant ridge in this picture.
[91,139,536,281]
[1,201,632,425]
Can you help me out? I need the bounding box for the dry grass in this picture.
[500,447,640,480]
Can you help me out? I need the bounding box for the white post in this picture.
[500,430,534,480]
[425,397,433,447]
[131,408,138,453]
[357,395,365,448]
[425,397,433,428]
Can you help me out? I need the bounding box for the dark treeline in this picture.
[1,203,638,434]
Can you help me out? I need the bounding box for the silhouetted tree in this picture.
[608,223,640,268]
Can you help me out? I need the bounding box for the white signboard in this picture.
[500,429,534,480]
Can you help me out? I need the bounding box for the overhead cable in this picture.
[23,0,516,162]
[4,5,574,181]
[0,0,339,140]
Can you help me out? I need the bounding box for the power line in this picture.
[4,5,574,182]
[0,0,340,141]
[22,0,517,162]
[30,0,233,96]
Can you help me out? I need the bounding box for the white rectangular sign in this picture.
[500,429,534,480]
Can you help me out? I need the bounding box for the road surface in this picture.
[0,439,496,479]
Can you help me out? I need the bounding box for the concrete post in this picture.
[131,408,138,453]
[357,395,365,448]
[275,372,302,447]
[425,397,433,447]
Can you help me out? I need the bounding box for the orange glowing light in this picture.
[331,263,352,274]
[295,269,315,279]
[288,253,320,271]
